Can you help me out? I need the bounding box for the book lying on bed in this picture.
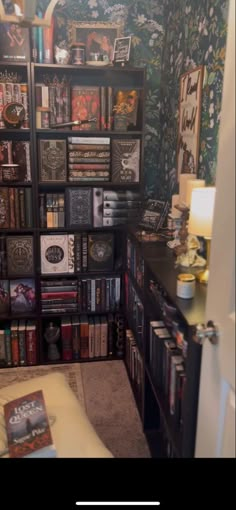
[4,389,56,458]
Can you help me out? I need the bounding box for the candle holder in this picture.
[173,204,190,256]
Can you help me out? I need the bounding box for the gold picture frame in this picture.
[176,65,204,181]
[68,21,123,64]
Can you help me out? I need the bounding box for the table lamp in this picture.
[188,187,216,283]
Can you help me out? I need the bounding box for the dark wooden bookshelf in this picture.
[0,59,146,372]
[125,229,206,458]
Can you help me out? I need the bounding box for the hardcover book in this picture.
[113,89,139,131]
[12,141,31,182]
[112,139,140,183]
[39,140,67,182]
[6,236,34,276]
[88,233,114,272]
[4,390,56,458]
[71,86,100,131]
[0,24,30,62]
[40,235,69,274]
[10,278,36,313]
[66,188,93,228]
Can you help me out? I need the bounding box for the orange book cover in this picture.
[4,390,56,458]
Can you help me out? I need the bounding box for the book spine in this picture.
[26,326,37,365]
[61,320,73,361]
[24,188,33,228]
[4,329,12,366]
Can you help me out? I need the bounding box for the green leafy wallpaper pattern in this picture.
[39,0,228,200]
[157,0,229,201]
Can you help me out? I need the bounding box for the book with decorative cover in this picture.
[10,278,36,313]
[66,187,93,228]
[88,233,114,272]
[4,390,56,458]
[113,89,139,131]
[0,24,30,62]
[40,234,69,274]
[112,139,140,183]
[71,86,100,131]
[0,279,10,314]
[39,140,67,182]
[6,236,34,276]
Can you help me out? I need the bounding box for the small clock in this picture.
[2,102,25,129]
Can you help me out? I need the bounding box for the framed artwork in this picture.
[139,199,169,232]
[176,65,204,181]
[113,36,131,63]
[68,21,123,64]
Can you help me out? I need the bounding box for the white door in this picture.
[195,0,235,458]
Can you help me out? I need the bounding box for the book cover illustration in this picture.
[10,278,36,313]
[66,188,92,228]
[0,24,30,62]
[6,236,34,276]
[39,140,67,182]
[4,390,56,458]
[88,233,114,272]
[112,139,140,183]
[0,279,10,314]
[113,89,139,131]
[71,86,100,131]
[40,234,69,274]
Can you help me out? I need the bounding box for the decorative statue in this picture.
[175,234,206,268]
[44,321,60,361]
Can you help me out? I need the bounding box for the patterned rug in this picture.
[0,364,85,409]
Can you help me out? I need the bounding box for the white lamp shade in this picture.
[185,179,205,207]
[188,187,216,238]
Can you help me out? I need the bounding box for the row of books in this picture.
[0,140,31,182]
[94,189,141,228]
[39,193,65,228]
[127,237,145,289]
[0,187,33,229]
[40,232,114,274]
[35,84,140,131]
[67,136,111,182]
[0,81,29,129]
[40,276,121,314]
[49,313,124,362]
[125,329,143,405]
[0,231,115,277]
[149,320,186,428]
[38,137,140,184]
[0,320,37,367]
[125,274,144,352]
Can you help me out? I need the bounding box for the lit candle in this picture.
[185,179,205,207]
[179,174,196,205]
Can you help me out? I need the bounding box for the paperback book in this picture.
[4,390,56,458]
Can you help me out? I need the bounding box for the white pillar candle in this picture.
[185,179,205,207]
[171,194,182,218]
[179,174,196,206]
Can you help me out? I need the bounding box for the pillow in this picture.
[0,372,113,458]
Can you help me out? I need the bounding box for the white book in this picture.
[68,137,110,145]
[68,234,75,273]
[40,235,69,274]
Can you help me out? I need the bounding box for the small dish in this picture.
[86,61,110,67]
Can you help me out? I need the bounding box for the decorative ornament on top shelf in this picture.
[0,0,59,27]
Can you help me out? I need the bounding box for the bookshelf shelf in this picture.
[0,60,145,370]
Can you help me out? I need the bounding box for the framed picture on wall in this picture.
[176,65,204,181]
[67,21,123,64]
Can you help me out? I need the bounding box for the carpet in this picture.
[0,364,85,409]
[81,360,151,458]
[0,361,151,458]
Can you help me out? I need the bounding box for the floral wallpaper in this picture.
[158,0,229,201]
[37,0,228,200]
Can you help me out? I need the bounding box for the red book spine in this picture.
[41,291,77,299]
[26,327,37,365]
